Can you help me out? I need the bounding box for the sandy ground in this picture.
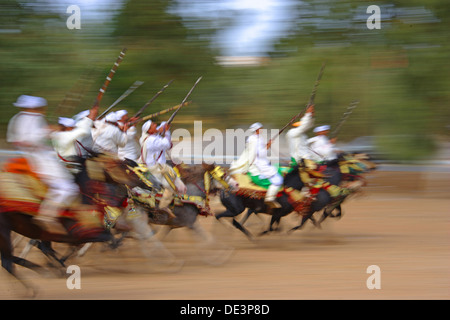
[1,170,449,301]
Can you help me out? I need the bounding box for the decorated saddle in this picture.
[127,164,213,218]
[0,157,105,235]
[231,164,316,215]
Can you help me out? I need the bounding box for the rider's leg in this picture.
[264,173,283,208]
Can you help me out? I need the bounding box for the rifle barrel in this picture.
[93,47,127,108]
[166,76,202,126]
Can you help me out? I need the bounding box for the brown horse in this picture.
[0,154,144,296]
[128,163,237,266]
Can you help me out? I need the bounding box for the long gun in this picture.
[140,101,192,122]
[132,79,174,119]
[330,100,359,138]
[267,62,326,148]
[166,76,202,127]
[96,80,144,120]
[92,47,127,108]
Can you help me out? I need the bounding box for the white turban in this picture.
[13,95,47,109]
[157,121,167,130]
[105,112,118,123]
[142,120,152,134]
[249,122,263,132]
[73,110,90,122]
[115,110,128,120]
[58,117,76,128]
[313,125,330,133]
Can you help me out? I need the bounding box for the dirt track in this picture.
[1,170,449,300]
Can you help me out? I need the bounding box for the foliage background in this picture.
[1,0,449,161]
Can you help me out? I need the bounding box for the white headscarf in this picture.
[115,110,128,121]
[249,122,263,132]
[313,125,330,133]
[105,112,118,123]
[73,110,90,122]
[139,120,153,164]
[58,117,76,128]
[13,95,47,109]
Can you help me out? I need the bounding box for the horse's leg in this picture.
[191,220,234,266]
[0,226,38,297]
[128,208,178,263]
[238,208,255,226]
[12,256,48,275]
[330,204,342,218]
[231,218,254,240]
[260,214,278,236]
[37,241,67,268]
[317,206,331,227]
[76,243,93,258]
[317,203,343,228]
[19,239,35,259]
[216,207,253,239]
[12,233,25,248]
[289,212,313,233]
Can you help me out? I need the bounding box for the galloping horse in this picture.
[128,162,237,265]
[289,153,376,231]
[216,153,376,238]
[0,154,144,295]
[215,163,314,239]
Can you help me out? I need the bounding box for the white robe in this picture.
[141,133,172,167]
[51,117,93,160]
[92,122,127,154]
[7,111,79,205]
[230,133,278,179]
[307,135,337,161]
[117,123,140,162]
[286,112,314,162]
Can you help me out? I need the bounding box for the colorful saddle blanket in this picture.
[0,158,104,230]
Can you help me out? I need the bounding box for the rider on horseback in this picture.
[306,125,362,198]
[92,111,129,155]
[6,95,81,234]
[51,108,97,173]
[139,120,185,217]
[229,122,283,209]
[116,109,141,162]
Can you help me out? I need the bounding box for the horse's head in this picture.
[338,153,377,181]
[174,163,237,198]
[202,163,238,192]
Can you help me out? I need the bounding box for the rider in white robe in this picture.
[92,112,128,155]
[7,95,80,232]
[286,105,315,165]
[116,110,140,162]
[139,120,185,216]
[230,122,283,208]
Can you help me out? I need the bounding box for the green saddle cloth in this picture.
[247,164,292,189]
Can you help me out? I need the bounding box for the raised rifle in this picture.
[92,47,127,108]
[140,101,192,122]
[166,76,203,128]
[132,79,174,119]
[330,100,359,138]
[96,80,144,120]
[267,62,326,148]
